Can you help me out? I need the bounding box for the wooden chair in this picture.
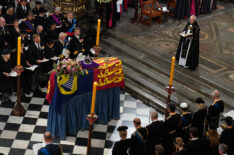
[140,0,163,26]
[167,0,176,16]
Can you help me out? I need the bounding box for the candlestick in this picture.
[96,19,101,47]
[90,82,97,114]
[17,37,21,66]
[169,57,175,86]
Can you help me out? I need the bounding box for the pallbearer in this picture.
[176,15,200,70]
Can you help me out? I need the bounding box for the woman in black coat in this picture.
[0,48,13,103]
[191,97,207,138]
[112,126,131,155]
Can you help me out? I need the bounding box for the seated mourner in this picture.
[0,48,14,104]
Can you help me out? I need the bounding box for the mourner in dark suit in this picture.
[4,7,16,26]
[34,7,47,29]
[38,132,63,155]
[46,22,59,41]
[207,90,224,128]
[54,32,67,57]
[174,137,186,155]
[191,97,207,138]
[32,1,42,16]
[129,118,148,155]
[179,102,192,143]
[16,0,30,20]
[146,111,164,155]
[0,0,15,13]
[68,27,84,59]
[0,17,10,49]
[9,20,21,50]
[44,39,56,72]
[164,102,182,155]
[34,25,46,45]
[112,126,131,155]
[27,34,45,95]
[220,116,234,155]
[185,127,210,155]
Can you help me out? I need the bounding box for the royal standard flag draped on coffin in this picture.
[93,57,125,91]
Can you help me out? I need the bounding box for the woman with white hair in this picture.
[48,7,64,33]
[176,15,200,70]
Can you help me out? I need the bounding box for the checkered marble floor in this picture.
[0,89,164,155]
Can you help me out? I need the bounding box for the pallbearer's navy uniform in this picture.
[38,143,62,155]
[164,113,182,155]
[207,99,224,128]
[180,111,192,143]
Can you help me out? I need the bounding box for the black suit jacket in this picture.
[16,4,30,19]
[146,120,164,155]
[38,143,62,155]
[27,42,45,65]
[54,40,64,56]
[69,35,82,52]
[184,138,210,155]
[146,120,164,146]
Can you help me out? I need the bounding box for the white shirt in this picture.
[22,5,27,11]
[75,35,80,40]
[191,137,198,141]
[35,42,41,50]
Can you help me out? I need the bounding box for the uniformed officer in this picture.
[207,89,224,128]
[129,118,148,155]
[180,102,192,143]
[38,132,62,155]
[164,102,182,155]
[68,27,84,59]
[62,11,78,36]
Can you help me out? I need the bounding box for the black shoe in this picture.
[1,100,15,108]
[24,89,31,95]
[33,88,46,98]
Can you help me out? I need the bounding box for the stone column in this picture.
[87,0,96,16]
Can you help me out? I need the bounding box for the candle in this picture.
[96,19,101,47]
[169,57,175,86]
[91,82,97,114]
[17,37,21,66]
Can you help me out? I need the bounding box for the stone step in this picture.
[106,30,234,98]
[100,36,233,110]
[101,44,209,112]
[123,78,167,114]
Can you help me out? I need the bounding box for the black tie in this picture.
[38,44,41,51]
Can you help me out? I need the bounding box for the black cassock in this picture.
[199,0,217,14]
[112,139,131,155]
[175,0,190,19]
[176,21,200,70]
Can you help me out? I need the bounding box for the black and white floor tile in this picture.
[0,90,164,155]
